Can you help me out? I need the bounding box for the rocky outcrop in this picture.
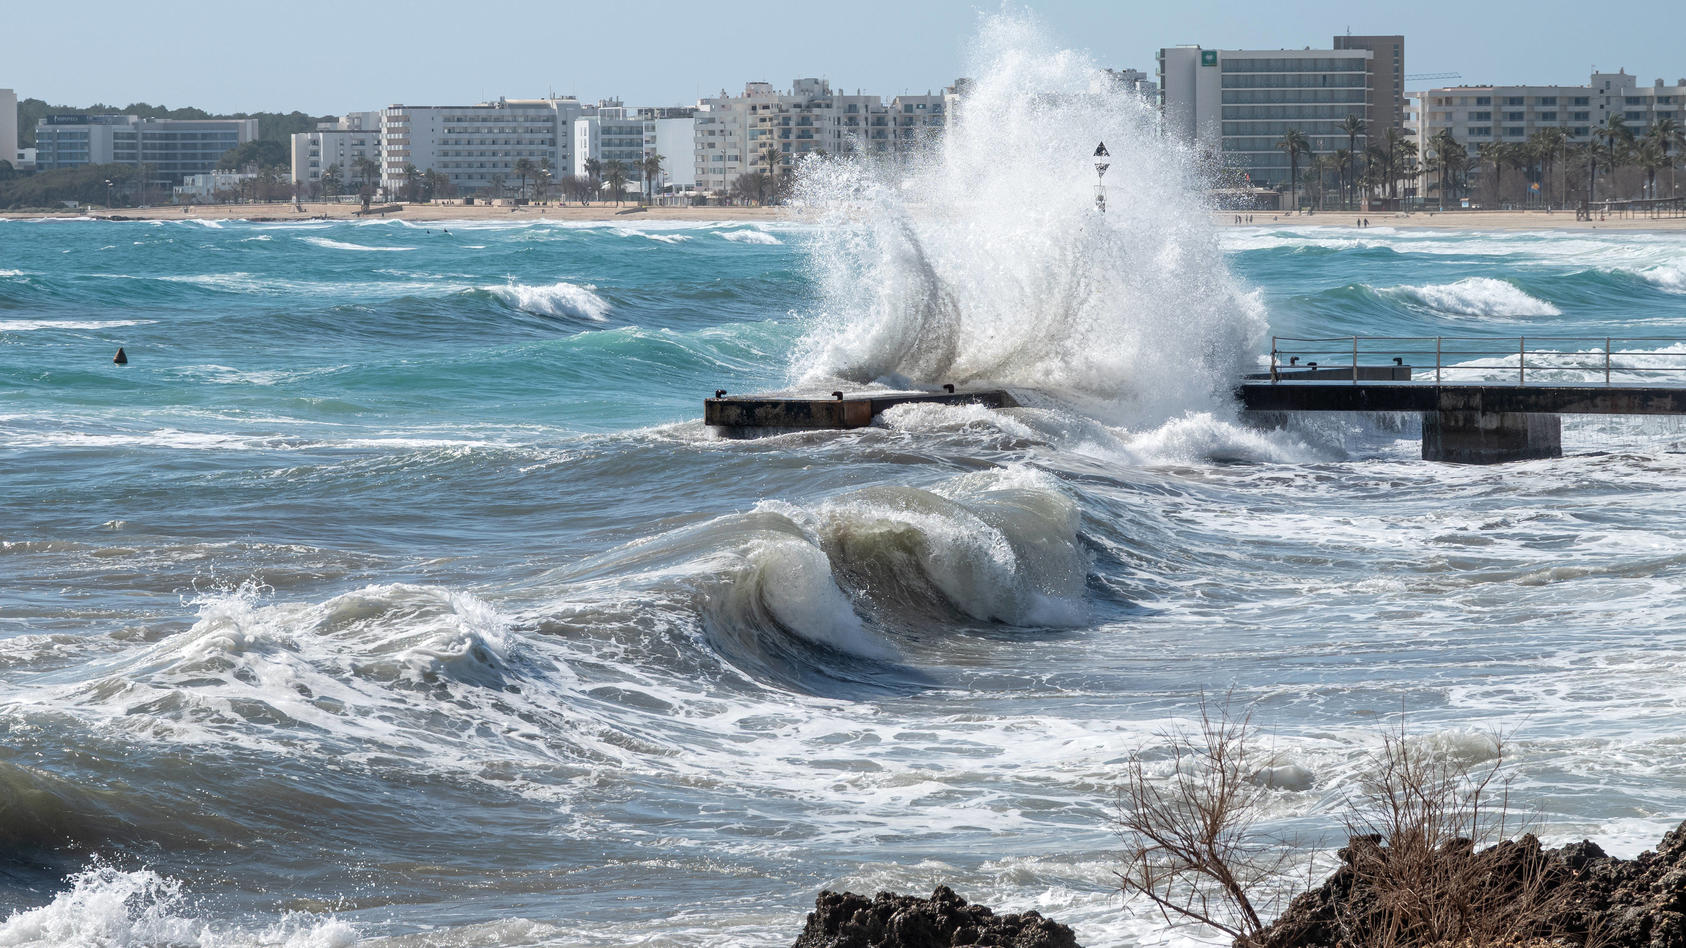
[791,885,1081,948]
[1254,820,1686,948]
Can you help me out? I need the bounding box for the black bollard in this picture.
[113,347,128,365]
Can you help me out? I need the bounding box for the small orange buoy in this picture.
[113,347,128,365]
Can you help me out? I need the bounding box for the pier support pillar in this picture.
[1421,410,1561,464]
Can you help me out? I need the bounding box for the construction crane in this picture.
[1405,72,1461,81]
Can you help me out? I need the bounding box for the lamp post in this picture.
[1093,141,1111,213]
[104,178,113,209]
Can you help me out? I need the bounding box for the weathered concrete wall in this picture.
[1421,410,1562,464]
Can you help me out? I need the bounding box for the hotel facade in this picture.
[1158,44,1380,192]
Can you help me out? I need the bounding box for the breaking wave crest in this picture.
[0,864,356,947]
[484,281,612,320]
[791,13,1263,426]
[1387,277,1561,317]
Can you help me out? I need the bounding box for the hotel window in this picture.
[1506,111,1524,121]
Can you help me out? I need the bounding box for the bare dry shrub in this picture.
[1332,720,1571,948]
[1114,693,1303,946]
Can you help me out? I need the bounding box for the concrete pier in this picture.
[1421,410,1562,463]
[705,389,1017,435]
[1237,380,1686,464]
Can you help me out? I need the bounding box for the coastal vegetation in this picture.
[1114,698,1686,947]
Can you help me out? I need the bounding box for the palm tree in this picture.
[1478,141,1520,208]
[1597,114,1633,201]
[1383,126,1410,201]
[603,160,629,205]
[583,158,603,203]
[762,144,784,182]
[320,163,342,202]
[1339,114,1365,209]
[353,155,381,209]
[1275,129,1310,212]
[1428,129,1464,209]
[514,157,536,200]
[1332,148,1352,209]
[1528,127,1567,208]
[640,153,664,206]
[1646,117,1680,201]
[1636,137,1667,199]
[402,163,420,203]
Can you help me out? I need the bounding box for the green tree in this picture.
[217,140,289,171]
[1332,148,1352,210]
[402,163,421,203]
[603,159,629,205]
[1274,129,1310,212]
[583,158,603,203]
[320,164,342,202]
[761,144,784,182]
[640,152,664,205]
[1597,113,1633,201]
[353,156,380,205]
[1339,113,1365,209]
[1428,128,1466,209]
[1645,117,1680,200]
[514,157,536,199]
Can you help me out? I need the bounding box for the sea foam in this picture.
[486,281,612,320]
[791,14,1262,427]
[1389,276,1561,317]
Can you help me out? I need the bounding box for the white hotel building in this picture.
[694,79,949,196]
[1158,45,1375,192]
[289,111,382,189]
[378,97,586,196]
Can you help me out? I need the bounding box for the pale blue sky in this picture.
[8,0,1685,114]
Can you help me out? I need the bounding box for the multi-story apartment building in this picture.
[1104,68,1158,100]
[0,89,17,172]
[694,79,951,197]
[33,114,258,187]
[1415,69,1685,200]
[289,111,381,189]
[1335,35,1406,139]
[643,109,697,192]
[572,102,646,178]
[1159,43,1378,193]
[1418,69,1685,148]
[380,96,585,196]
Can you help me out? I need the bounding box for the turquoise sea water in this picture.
[4,216,1686,946]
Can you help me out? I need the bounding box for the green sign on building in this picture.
[1201,50,1218,66]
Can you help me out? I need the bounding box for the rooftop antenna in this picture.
[1093,141,1111,213]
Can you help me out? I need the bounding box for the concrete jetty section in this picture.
[705,389,1017,435]
[707,372,1686,463]
[1239,379,1686,463]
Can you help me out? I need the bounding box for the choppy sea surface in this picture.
[4,214,1686,946]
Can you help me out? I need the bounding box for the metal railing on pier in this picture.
[1267,335,1686,386]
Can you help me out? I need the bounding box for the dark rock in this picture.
[1252,819,1686,948]
[792,885,1080,948]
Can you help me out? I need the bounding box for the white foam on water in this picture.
[0,864,357,947]
[299,236,413,252]
[720,229,783,245]
[791,13,1262,427]
[0,318,153,332]
[1643,262,1686,293]
[1387,276,1561,317]
[485,281,611,320]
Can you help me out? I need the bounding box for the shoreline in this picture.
[0,201,788,223]
[6,201,1685,234]
[1215,207,1686,232]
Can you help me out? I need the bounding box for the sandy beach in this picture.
[1216,207,1686,232]
[7,200,1685,233]
[0,201,788,223]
